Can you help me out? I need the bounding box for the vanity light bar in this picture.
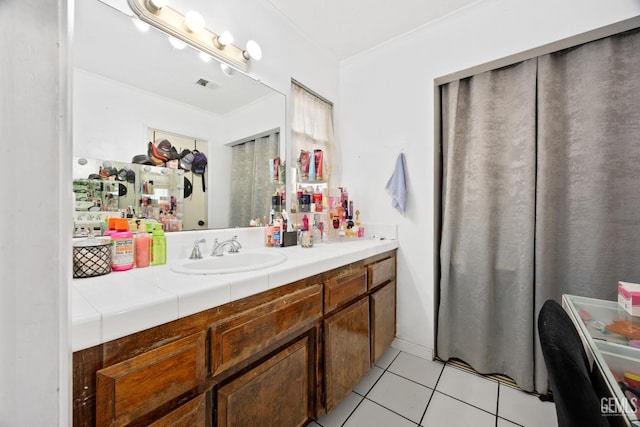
[127,0,250,72]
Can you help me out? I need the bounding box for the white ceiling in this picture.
[265,0,480,60]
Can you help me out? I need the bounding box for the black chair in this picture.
[538,299,610,427]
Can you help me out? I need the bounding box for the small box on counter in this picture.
[618,281,640,316]
[281,231,298,247]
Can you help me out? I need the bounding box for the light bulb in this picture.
[168,36,187,50]
[184,10,205,33]
[199,52,212,63]
[132,17,149,32]
[147,0,167,11]
[243,40,262,61]
[214,31,234,49]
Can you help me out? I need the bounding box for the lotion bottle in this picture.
[151,223,167,266]
[135,221,151,268]
[111,218,134,271]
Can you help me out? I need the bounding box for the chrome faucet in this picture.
[211,236,242,256]
[189,238,206,259]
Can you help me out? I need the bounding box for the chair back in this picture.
[538,299,610,427]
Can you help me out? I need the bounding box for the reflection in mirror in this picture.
[73,0,286,231]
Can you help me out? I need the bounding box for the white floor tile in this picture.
[316,391,363,427]
[498,384,558,427]
[421,391,496,427]
[497,417,522,426]
[367,371,433,423]
[375,346,400,369]
[343,398,417,427]
[353,365,384,396]
[435,365,498,413]
[388,352,445,388]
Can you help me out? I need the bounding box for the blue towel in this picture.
[385,153,407,214]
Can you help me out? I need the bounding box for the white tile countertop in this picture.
[71,225,398,351]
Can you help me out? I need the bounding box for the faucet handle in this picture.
[189,239,206,259]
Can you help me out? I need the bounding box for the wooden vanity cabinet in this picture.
[95,332,207,427]
[216,335,313,427]
[368,256,397,364]
[323,297,371,412]
[73,250,397,426]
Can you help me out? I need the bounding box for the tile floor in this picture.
[310,348,558,427]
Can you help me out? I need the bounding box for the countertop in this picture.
[71,235,398,351]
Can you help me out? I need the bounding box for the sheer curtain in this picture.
[291,81,335,178]
[228,133,279,227]
[437,28,640,393]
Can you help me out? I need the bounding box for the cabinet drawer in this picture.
[96,332,206,427]
[324,268,367,314]
[211,284,322,376]
[368,257,395,290]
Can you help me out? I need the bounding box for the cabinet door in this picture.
[96,332,206,427]
[217,337,311,427]
[148,393,207,427]
[324,298,371,412]
[371,280,396,364]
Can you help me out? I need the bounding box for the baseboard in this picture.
[390,337,434,361]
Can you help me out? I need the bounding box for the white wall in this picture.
[338,0,640,355]
[0,1,72,426]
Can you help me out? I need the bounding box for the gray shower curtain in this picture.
[437,28,640,393]
[229,133,279,228]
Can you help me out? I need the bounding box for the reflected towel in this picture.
[385,153,407,214]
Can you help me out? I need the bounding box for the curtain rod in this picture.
[291,78,334,107]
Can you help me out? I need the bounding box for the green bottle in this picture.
[151,223,167,266]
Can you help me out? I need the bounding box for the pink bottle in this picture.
[134,222,151,268]
[111,218,134,271]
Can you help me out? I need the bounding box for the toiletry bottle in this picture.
[111,218,134,271]
[135,221,151,268]
[103,217,117,237]
[151,223,167,266]
[313,186,323,212]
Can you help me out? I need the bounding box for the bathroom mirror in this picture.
[73,0,286,230]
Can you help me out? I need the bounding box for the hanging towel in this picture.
[385,152,407,214]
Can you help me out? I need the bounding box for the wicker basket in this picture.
[73,236,112,278]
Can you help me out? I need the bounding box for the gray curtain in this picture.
[534,28,640,391]
[438,59,538,391]
[229,133,279,227]
[438,28,640,393]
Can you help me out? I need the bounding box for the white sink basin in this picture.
[170,251,287,274]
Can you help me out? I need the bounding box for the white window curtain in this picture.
[291,81,335,179]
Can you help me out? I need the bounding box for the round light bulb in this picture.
[243,40,262,61]
[199,52,212,63]
[184,10,205,33]
[168,36,187,50]
[148,0,168,11]
[132,17,149,32]
[217,31,234,48]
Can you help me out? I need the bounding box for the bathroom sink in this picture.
[170,251,287,274]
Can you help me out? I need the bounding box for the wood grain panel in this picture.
[368,256,395,290]
[371,280,396,363]
[324,268,367,314]
[324,298,371,412]
[217,337,310,427]
[148,393,207,427]
[96,332,206,427]
[210,284,322,376]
